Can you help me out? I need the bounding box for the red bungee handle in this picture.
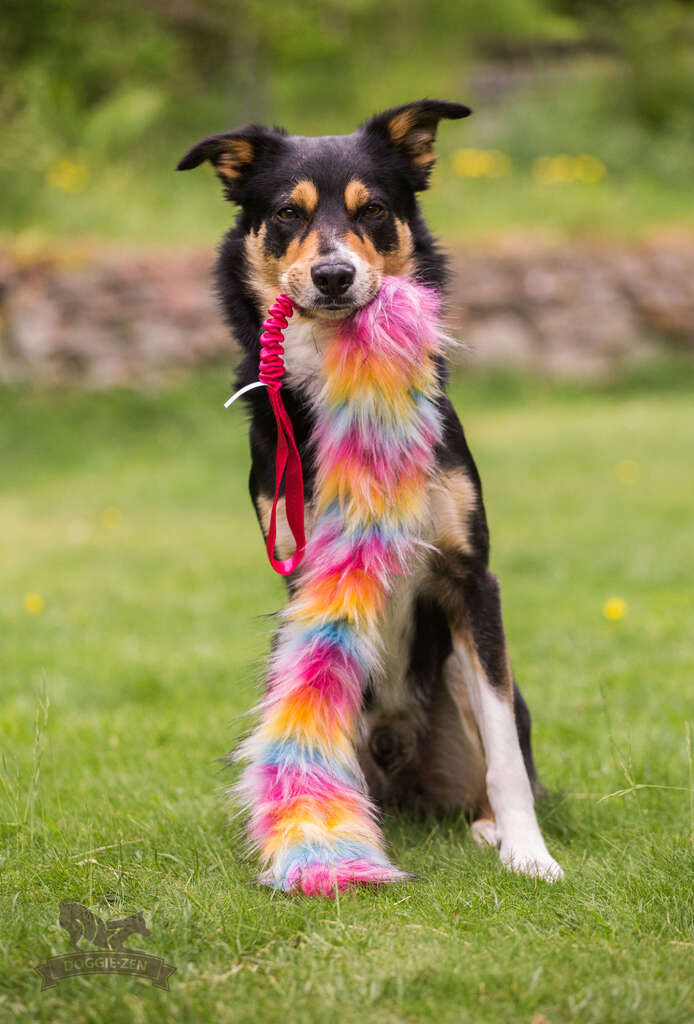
[224,294,306,576]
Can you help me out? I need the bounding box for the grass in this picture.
[1,365,693,1023]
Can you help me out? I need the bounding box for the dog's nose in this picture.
[311,260,355,297]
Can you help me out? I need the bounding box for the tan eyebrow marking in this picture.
[289,179,318,215]
[344,179,370,214]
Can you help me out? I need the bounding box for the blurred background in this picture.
[2,0,694,382]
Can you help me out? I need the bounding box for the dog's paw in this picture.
[470,818,499,849]
[499,842,564,882]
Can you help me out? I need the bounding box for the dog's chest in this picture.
[283,317,331,400]
[373,549,432,713]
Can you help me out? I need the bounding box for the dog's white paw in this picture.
[499,842,564,881]
[470,818,499,849]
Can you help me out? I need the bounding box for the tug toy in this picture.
[230,277,446,895]
[225,294,306,575]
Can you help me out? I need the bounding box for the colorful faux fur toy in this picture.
[235,276,445,895]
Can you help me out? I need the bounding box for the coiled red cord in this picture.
[224,294,306,576]
[258,294,294,392]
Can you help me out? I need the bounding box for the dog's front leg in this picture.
[447,571,564,881]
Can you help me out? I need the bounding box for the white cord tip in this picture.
[224,380,267,408]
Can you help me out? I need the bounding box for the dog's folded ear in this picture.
[363,99,472,190]
[176,124,285,200]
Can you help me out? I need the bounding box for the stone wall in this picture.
[449,236,694,377]
[2,236,693,385]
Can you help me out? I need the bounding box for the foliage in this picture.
[2,1,694,240]
[1,366,693,1021]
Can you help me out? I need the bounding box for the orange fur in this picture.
[216,139,254,180]
[289,179,319,216]
[344,179,370,214]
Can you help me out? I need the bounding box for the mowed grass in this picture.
[1,366,693,1023]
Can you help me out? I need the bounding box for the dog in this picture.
[178,99,563,881]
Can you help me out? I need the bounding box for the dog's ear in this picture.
[176,124,285,200]
[363,99,472,190]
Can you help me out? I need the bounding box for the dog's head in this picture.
[178,99,470,318]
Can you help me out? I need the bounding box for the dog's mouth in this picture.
[284,269,384,320]
[296,296,362,319]
[314,296,355,310]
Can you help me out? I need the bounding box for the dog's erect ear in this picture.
[176,124,285,200]
[363,99,472,190]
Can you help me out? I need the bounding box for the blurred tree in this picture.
[550,0,694,131]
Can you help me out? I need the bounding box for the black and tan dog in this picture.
[178,99,563,880]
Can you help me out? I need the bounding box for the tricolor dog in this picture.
[178,99,563,883]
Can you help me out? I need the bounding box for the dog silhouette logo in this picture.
[34,900,176,990]
[58,900,151,952]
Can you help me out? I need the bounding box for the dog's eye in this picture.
[361,202,386,220]
[276,206,301,222]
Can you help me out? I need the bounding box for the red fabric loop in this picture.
[259,295,306,575]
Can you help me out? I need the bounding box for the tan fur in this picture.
[429,469,478,556]
[407,128,436,158]
[383,220,414,276]
[387,113,436,166]
[344,230,383,271]
[256,494,292,560]
[413,151,436,168]
[344,179,370,214]
[256,493,314,561]
[216,139,254,180]
[246,225,324,311]
[283,230,321,299]
[344,218,413,278]
[244,225,281,309]
[289,179,318,216]
[387,109,417,145]
[436,652,491,813]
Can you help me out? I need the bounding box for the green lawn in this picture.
[1,367,693,1023]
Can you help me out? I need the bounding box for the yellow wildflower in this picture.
[46,155,89,194]
[101,506,123,529]
[24,593,44,615]
[603,597,627,621]
[452,148,512,179]
[533,153,607,185]
[615,459,640,485]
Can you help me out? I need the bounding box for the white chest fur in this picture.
[282,316,332,401]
